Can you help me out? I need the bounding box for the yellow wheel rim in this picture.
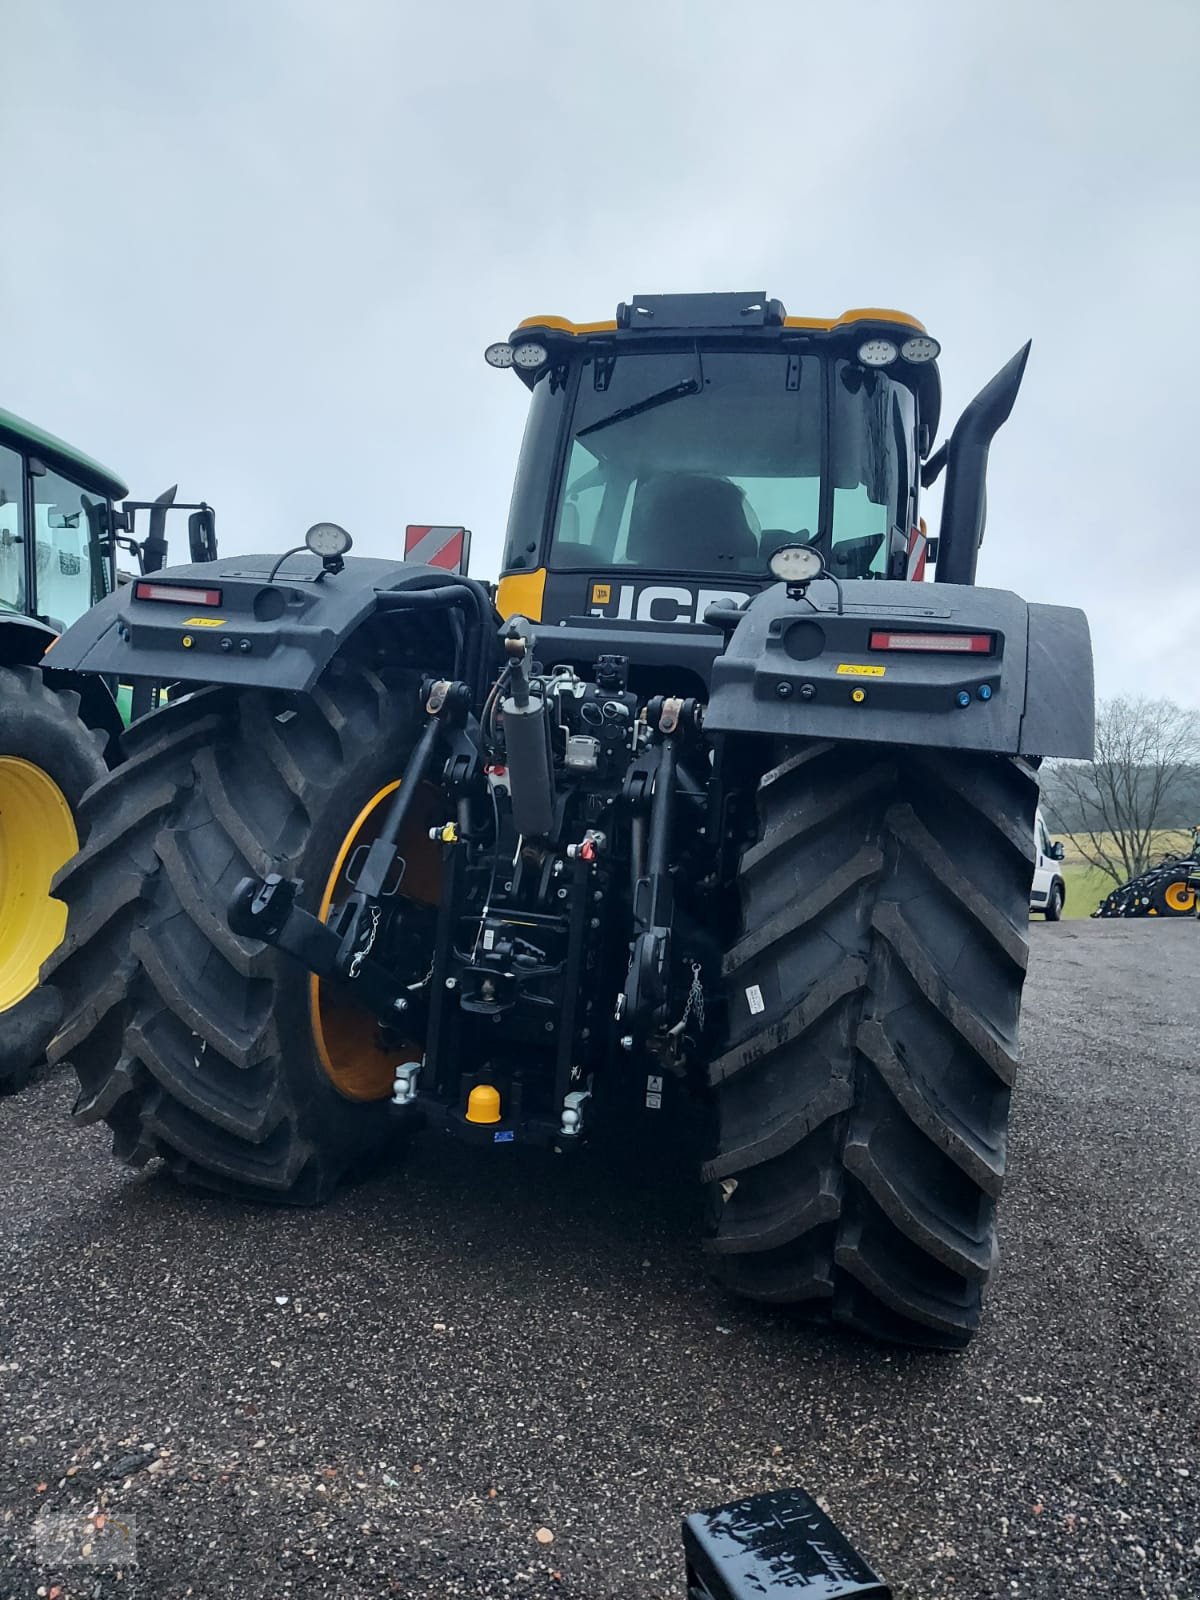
[308,779,442,1101]
[1163,880,1195,913]
[0,756,78,1011]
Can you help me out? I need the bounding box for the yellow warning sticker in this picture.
[590,583,612,605]
[836,663,885,677]
[184,616,227,627]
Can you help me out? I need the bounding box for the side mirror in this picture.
[188,507,218,564]
[1051,841,1065,861]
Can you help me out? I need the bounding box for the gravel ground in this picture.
[1,921,1197,1599]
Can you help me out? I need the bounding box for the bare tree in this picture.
[1043,697,1200,885]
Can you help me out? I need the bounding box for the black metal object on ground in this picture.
[684,1489,890,1598]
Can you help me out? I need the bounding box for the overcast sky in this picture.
[4,0,1197,705]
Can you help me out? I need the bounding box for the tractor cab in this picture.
[490,292,946,634]
[0,405,218,637]
[0,408,129,634]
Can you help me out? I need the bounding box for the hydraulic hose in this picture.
[375,575,496,699]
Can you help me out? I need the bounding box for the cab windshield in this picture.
[507,349,917,580]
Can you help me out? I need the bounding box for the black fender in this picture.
[42,554,500,701]
[0,613,124,752]
[703,578,1093,758]
[0,611,60,667]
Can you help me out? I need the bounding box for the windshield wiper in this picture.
[577,377,700,439]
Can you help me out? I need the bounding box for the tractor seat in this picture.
[625,474,758,570]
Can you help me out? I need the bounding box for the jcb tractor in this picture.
[39,292,1093,1347]
[0,406,215,1089]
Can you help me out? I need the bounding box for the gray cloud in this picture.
[3,0,1197,702]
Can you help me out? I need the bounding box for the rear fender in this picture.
[43,554,493,696]
[0,612,59,668]
[703,578,1093,758]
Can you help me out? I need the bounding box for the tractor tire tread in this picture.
[44,666,419,1201]
[710,741,1037,1348]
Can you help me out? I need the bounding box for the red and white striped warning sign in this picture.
[404,525,471,573]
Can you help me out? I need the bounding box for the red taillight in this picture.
[869,630,993,654]
[134,582,222,606]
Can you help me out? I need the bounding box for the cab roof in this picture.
[516,295,928,338]
[509,292,941,441]
[0,404,128,500]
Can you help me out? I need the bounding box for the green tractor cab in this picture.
[0,405,215,1090]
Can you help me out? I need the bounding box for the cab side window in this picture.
[31,462,107,628]
[0,444,25,614]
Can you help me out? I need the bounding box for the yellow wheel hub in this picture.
[309,779,443,1101]
[1163,880,1195,914]
[0,756,78,1012]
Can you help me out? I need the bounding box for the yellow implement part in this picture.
[0,756,78,1011]
[1163,880,1195,913]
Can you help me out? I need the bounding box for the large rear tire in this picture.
[706,740,1038,1348]
[0,663,108,1093]
[43,666,432,1200]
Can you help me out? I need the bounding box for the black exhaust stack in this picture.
[935,341,1031,587]
[140,484,179,575]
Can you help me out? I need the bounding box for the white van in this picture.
[1030,808,1066,920]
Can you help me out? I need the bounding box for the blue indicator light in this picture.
[955,690,972,708]
[978,684,993,701]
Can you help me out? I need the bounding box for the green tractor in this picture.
[39,292,1093,1346]
[0,407,215,1089]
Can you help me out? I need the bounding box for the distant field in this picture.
[1059,863,1116,919]
[1054,828,1193,867]
[1044,828,1195,919]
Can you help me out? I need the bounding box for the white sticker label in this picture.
[646,1074,664,1093]
[746,984,765,1015]
[482,929,495,951]
[645,1092,662,1110]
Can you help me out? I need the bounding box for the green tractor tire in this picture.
[0,664,108,1093]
